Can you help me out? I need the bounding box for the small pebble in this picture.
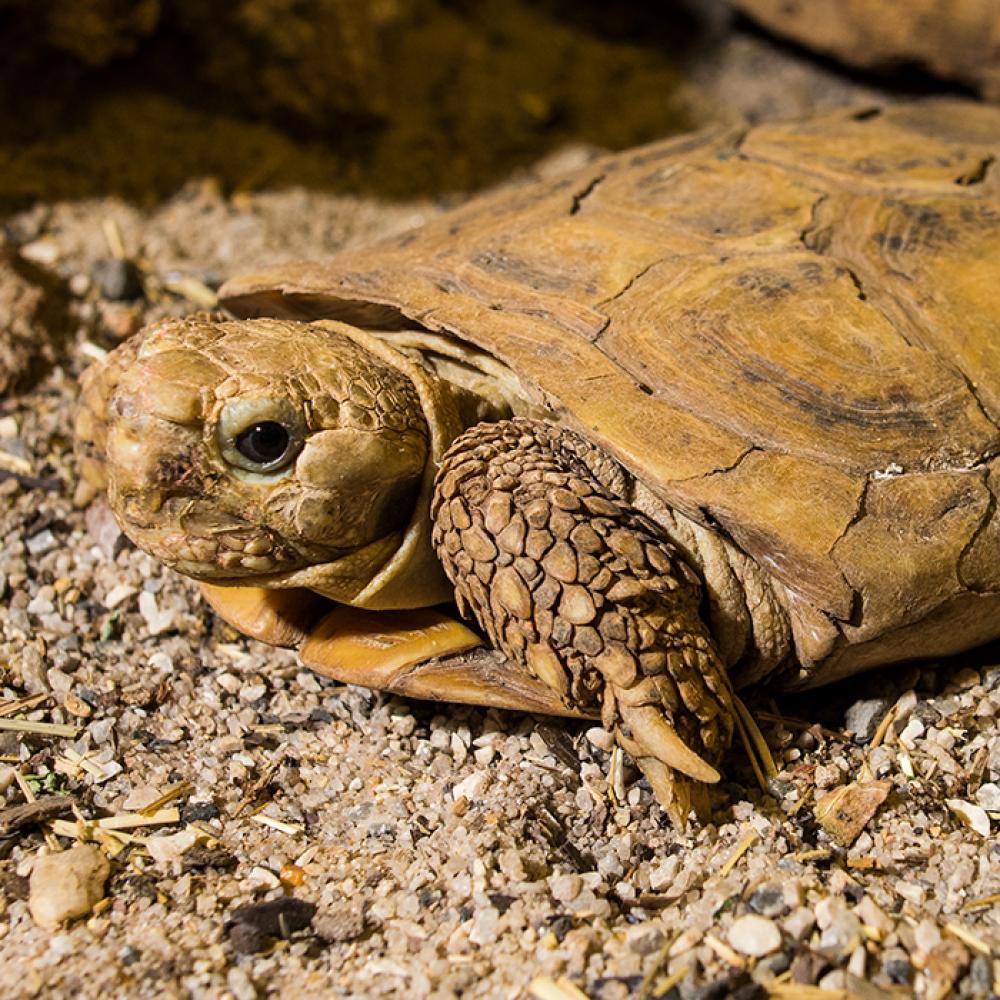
[139,591,174,635]
[727,914,782,957]
[974,782,1000,811]
[946,798,991,837]
[585,727,614,752]
[92,258,143,301]
[624,922,665,955]
[843,697,890,743]
[146,829,199,869]
[549,874,583,903]
[452,771,488,802]
[883,951,914,984]
[748,884,788,918]
[818,911,862,958]
[226,968,258,1000]
[469,906,499,946]
[781,907,816,941]
[898,716,925,748]
[28,845,110,929]
[19,239,60,265]
[26,530,57,556]
[314,898,367,943]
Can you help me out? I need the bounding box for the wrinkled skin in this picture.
[78,316,430,600]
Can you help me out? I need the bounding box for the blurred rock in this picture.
[28,845,110,929]
[733,0,1000,100]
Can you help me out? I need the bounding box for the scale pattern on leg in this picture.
[431,418,735,812]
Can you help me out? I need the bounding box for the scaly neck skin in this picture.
[626,482,795,688]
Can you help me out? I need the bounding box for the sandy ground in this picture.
[1,29,999,1000]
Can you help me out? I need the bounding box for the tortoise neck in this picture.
[629,479,794,687]
[364,327,540,428]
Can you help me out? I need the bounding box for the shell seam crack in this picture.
[798,194,829,251]
[956,155,995,186]
[957,477,997,593]
[672,443,763,485]
[826,476,871,627]
[569,173,606,215]
[594,259,662,314]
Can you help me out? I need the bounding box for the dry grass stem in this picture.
[0,718,79,738]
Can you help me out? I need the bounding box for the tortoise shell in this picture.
[219,101,1000,689]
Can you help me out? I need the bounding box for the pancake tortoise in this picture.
[77,100,1000,824]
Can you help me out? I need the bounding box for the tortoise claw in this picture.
[619,703,721,784]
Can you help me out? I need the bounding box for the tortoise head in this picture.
[78,315,456,606]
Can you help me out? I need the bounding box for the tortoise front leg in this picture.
[431,418,735,825]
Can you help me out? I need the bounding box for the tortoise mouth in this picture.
[112,490,350,581]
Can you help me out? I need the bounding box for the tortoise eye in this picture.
[218,398,304,475]
[235,421,291,466]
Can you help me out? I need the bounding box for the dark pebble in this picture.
[550,914,572,941]
[181,845,238,872]
[0,871,29,901]
[791,951,830,985]
[92,258,143,300]
[489,893,516,914]
[747,886,788,918]
[180,801,220,823]
[884,958,914,985]
[757,950,792,976]
[229,896,316,938]
[966,956,993,995]
[228,921,267,955]
[682,971,757,1000]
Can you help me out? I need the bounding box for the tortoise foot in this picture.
[431,417,735,824]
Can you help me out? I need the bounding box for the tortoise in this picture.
[76,100,1000,824]
[732,0,1000,102]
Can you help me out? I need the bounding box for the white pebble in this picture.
[946,798,991,837]
[452,771,488,802]
[468,906,499,946]
[148,652,174,673]
[103,584,136,609]
[549,873,583,902]
[26,530,57,556]
[27,595,55,615]
[975,782,1000,811]
[625,922,665,955]
[227,968,258,1000]
[28,845,110,929]
[139,591,174,635]
[240,683,267,702]
[585,727,615,752]
[727,914,782,957]
[146,828,198,869]
[898,716,925,748]
[19,238,60,265]
[648,855,679,892]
